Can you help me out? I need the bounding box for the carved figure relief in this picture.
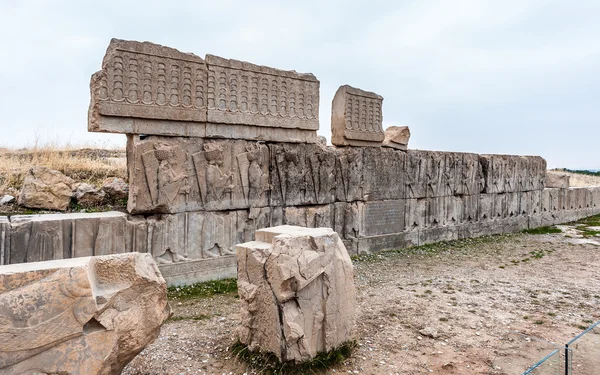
[442,155,457,196]
[141,143,190,210]
[236,143,270,208]
[336,148,364,202]
[309,148,337,204]
[193,143,235,207]
[405,152,425,199]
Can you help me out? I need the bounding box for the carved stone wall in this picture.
[4,144,600,285]
[89,39,319,143]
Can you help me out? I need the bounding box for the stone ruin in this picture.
[0,252,170,374]
[1,38,600,286]
[236,225,356,363]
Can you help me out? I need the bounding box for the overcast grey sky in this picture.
[0,0,598,168]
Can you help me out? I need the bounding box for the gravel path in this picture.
[124,228,600,375]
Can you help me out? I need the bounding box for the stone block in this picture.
[445,195,463,225]
[205,54,319,132]
[382,126,410,150]
[362,200,405,236]
[159,256,237,286]
[455,153,485,196]
[481,155,546,193]
[333,202,363,239]
[0,217,9,266]
[405,198,426,230]
[419,226,459,246]
[9,212,129,265]
[331,85,384,146]
[127,135,271,213]
[357,231,418,254]
[425,197,445,228]
[236,226,356,363]
[478,194,493,222]
[89,39,319,143]
[282,205,334,229]
[269,143,336,206]
[545,172,570,188]
[17,166,75,211]
[0,252,170,375]
[362,147,405,201]
[404,151,427,199]
[335,147,365,202]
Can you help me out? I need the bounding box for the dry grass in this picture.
[0,141,126,195]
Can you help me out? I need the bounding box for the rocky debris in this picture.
[236,225,356,363]
[382,126,411,150]
[317,135,327,145]
[419,326,439,339]
[0,195,15,205]
[101,177,129,200]
[0,252,171,375]
[17,166,75,211]
[74,182,106,206]
[545,172,570,188]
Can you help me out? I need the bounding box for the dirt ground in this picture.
[123,225,600,375]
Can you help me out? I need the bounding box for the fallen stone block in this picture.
[101,177,129,200]
[236,225,356,363]
[17,166,75,211]
[74,182,106,206]
[382,125,410,150]
[0,252,170,374]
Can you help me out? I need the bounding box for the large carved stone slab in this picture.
[205,55,319,131]
[127,135,270,213]
[0,252,170,375]
[363,147,405,201]
[363,200,405,236]
[89,39,208,134]
[269,143,337,206]
[89,39,319,143]
[335,147,365,202]
[236,225,356,363]
[331,85,384,146]
[9,212,129,265]
[481,155,546,193]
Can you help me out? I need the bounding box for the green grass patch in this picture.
[579,228,600,238]
[522,226,562,235]
[168,278,238,300]
[231,340,357,375]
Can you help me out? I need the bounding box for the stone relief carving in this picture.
[336,148,364,202]
[205,55,319,130]
[331,85,384,146]
[405,151,426,199]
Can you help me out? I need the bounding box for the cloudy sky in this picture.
[0,0,598,168]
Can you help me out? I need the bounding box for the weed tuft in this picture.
[168,278,238,300]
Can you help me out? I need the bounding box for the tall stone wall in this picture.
[3,39,600,286]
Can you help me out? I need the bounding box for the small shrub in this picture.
[168,278,238,300]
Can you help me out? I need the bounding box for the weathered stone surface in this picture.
[481,155,546,193]
[17,166,75,211]
[101,177,129,200]
[9,212,129,265]
[269,143,337,207]
[0,195,15,205]
[205,54,319,131]
[363,147,405,201]
[74,183,106,206]
[127,135,271,213]
[331,85,384,147]
[0,217,8,266]
[236,225,356,363]
[382,126,410,150]
[0,252,170,375]
[545,172,570,189]
[89,39,319,143]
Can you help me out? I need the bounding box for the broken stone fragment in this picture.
[0,252,170,374]
[0,195,15,205]
[17,166,75,211]
[74,182,106,206]
[545,172,570,189]
[101,177,129,200]
[382,126,411,150]
[236,225,356,363]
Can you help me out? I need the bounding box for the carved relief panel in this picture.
[331,85,384,146]
[205,55,319,130]
[127,136,271,214]
[335,147,364,202]
[90,39,208,130]
[362,147,405,201]
[269,143,336,207]
[404,151,427,199]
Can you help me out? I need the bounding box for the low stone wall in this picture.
[1,165,599,285]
